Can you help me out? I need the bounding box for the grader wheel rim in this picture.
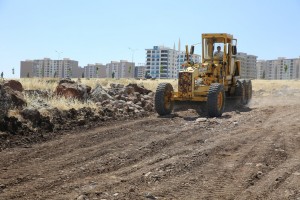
[164,91,172,109]
[217,92,223,111]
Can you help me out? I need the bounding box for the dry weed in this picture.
[20,78,58,91]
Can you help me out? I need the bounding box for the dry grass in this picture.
[16,77,300,92]
[18,78,173,111]
[17,78,300,93]
[7,109,22,119]
[12,78,300,110]
[80,78,177,92]
[45,97,98,110]
[24,94,98,111]
[252,79,300,91]
[19,78,99,111]
[19,78,177,92]
[20,78,58,91]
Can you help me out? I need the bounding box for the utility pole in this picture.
[55,50,63,78]
[55,50,63,60]
[129,48,138,77]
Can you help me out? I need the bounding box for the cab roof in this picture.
[202,33,235,43]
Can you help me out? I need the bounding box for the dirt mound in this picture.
[0,81,26,130]
[0,80,155,150]
[3,80,24,92]
[55,79,92,99]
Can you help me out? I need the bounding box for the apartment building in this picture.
[20,60,35,78]
[134,64,147,78]
[20,58,82,78]
[145,46,177,79]
[106,60,135,79]
[256,60,267,79]
[73,65,85,78]
[84,63,106,78]
[236,52,257,79]
[257,57,300,80]
[145,46,201,79]
[177,51,201,71]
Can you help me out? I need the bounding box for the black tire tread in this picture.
[236,79,247,105]
[207,83,225,117]
[245,79,252,101]
[155,83,174,116]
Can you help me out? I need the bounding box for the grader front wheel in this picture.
[207,83,225,117]
[155,83,174,116]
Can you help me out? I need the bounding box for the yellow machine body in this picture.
[172,33,241,102]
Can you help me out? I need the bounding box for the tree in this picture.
[262,70,265,79]
[67,67,72,78]
[112,71,115,78]
[284,64,288,73]
[96,66,99,77]
[1,72,3,79]
[53,71,57,78]
[284,64,288,79]
[39,67,44,78]
[128,66,132,73]
[12,68,15,75]
[145,71,151,79]
[160,65,164,73]
[27,72,30,78]
[82,72,84,78]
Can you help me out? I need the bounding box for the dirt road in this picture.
[1,93,300,199]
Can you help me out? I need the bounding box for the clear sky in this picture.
[0,0,299,78]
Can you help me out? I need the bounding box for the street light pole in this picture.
[55,50,63,60]
[129,48,138,62]
[55,50,63,78]
[129,48,138,77]
[128,48,137,62]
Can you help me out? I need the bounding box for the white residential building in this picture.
[135,64,147,78]
[20,58,82,78]
[145,46,177,79]
[257,57,300,80]
[106,60,135,79]
[236,52,257,79]
[177,51,201,71]
[145,46,201,79]
[84,63,106,78]
[256,60,267,79]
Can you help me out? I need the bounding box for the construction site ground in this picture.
[1,83,300,200]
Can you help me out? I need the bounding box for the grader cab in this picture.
[155,33,252,117]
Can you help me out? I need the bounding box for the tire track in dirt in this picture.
[0,116,205,199]
[1,102,300,199]
[69,107,276,199]
[237,106,300,199]
[196,105,300,200]
[0,117,168,199]
[86,105,298,200]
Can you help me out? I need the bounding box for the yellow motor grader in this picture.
[155,33,252,117]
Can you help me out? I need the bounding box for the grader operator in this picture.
[155,33,252,117]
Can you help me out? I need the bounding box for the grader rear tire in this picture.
[236,79,247,105]
[245,79,252,102]
[155,83,174,116]
[207,83,225,117]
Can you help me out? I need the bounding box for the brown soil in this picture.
[1,93,300,199]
